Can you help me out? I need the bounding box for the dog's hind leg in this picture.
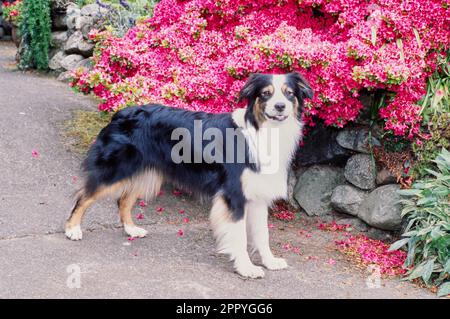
[118,192,147,238]
[117,168,163,238]
[65,185,117,241]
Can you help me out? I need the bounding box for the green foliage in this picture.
[411,51,450,179]
[100,0,158,37]
[419,52,450,122]
[19,0,52,70]
[411,113,450,179]
[391,148,450,294]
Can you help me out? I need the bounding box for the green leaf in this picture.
[389,238,409,251]
[422,259,435,284]
[437,282,450,297]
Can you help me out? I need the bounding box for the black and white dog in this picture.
[65,72,313,278]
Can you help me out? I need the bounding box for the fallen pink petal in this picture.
[138,200,146,207]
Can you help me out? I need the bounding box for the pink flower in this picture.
[31,150,39,158]
[178,209,185,214]
[172,189,182,196]
[156,207,164,213]
[127,237,136,241]
[177,229,184,237]
[138,200,146,207]
[268,223,275,229]
[327,258,336,265]
[136,213,144,220]
[182,217,190,223]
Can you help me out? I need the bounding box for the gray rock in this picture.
[64,31,94,57]
[366,228,395,242]
[358,184,402,231]
[294,165,346,216]
[75,58,93,70]
[66,3,80,16]
[51,31,68,49]
[48,51,67,72]
[331,184,368,216]
[80,3,108,17]
[376,168,397,185]
[338,217,369,232]
[57,71,73,83]
[287,169,304,209]
[66,4,81,30]
[337,127,380,154]
[75,15,94,31]
[60,54,84,71]
[344,154,376,190]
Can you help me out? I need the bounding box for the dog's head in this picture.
[238,72,313,128]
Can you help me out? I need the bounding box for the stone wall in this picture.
[48,2,105,81]
[289,123,402,241]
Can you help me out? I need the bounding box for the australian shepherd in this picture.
[65,72,313,278]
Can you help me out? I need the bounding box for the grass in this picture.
[64,110,112,153]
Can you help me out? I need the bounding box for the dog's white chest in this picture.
[239,115,302,204]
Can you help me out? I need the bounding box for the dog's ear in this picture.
[290,71,313,100]
[238,73,260,102]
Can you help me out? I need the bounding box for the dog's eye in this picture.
[261,90,271,98]
[285,90,294,97]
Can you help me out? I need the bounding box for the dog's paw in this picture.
[262,257,288,270]
[65,225,83,241]
[124,225,148,238]
[235,263,265,279]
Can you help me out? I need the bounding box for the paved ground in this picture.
[0,41,435,298]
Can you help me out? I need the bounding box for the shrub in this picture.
[71,0,449,138]
[391,148,450,297]
[411,52,450,179]
[19,0,52,70]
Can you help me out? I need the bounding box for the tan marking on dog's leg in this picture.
[118,192,148,238]
[210,195,265,278]
[65,183,123,240]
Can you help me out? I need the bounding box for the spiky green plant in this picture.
[391,148,450,297]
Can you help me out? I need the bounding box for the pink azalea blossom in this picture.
[31,150,39,158]
[177,229,184,237]
[136,213,144,220]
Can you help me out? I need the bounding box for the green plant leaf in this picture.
[389,238,410,251]
[437,282,450,297]
[422,258,436,284]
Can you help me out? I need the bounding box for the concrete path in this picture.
[0,41,434,298]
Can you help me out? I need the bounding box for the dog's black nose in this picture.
[274,103,286,112]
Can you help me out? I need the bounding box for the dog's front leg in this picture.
[210,196,265,278]
[246,201,288,270]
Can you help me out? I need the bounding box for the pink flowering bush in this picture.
[71,0,450,138]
